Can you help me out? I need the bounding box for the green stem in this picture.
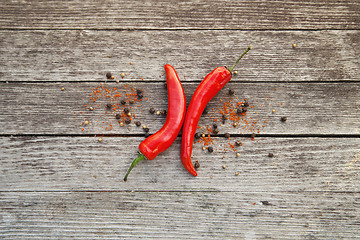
[228,45,252,73]
[124,152,145,181]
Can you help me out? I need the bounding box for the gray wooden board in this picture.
[1,136,359,192]
[0,191,359,239]
[0,0,359,30]
[1,30,359,82]
[1,82,359,135]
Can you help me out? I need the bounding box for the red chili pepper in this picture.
[181,45,252,176]
[124,64,186,181]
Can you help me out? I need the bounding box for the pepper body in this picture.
[124,64,186,181]
[181,67,232,176]
[139,64,186,160]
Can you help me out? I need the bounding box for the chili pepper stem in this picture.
[124,152,145,181]
[228,45,252,73]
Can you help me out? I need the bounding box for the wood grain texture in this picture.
[0,0,359,30]
[1,30,359,82]
[1,136,359,192]
[0,191,359,239]
[1,82,359,135]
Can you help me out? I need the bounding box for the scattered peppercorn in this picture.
[281,116,287,122]
[136,89,143,95]
[89,107,94,111]
[222,114,227,124]
[124,108,130,114]
[222,165,227,169]
[194,161,200,169]
[233,122,237,127]
[236,152,240,157]
[234,70,238,75]
[224,133,230,139]
[61,87,65,91]
[129,100,134,105]
[235,140,242,146]
[125,118,131,124]
[144,127,149,133]
[149,107,155,114]
[208,146,214,153]
[115,113,121,119]
[195,133,201,139]
[121,72,126,78]
[121,100,126,105]
[251,133,256,139]
[98,137,103,142]
[106,103,112,109]
[156,110,161,115]
[244,100,249,107]
[228,89,235,96]
[242,107,247,113]
[235,172,239,176]
[135,121,141,127]
[106,73,112,79]
[110,76,115,80]
[137,92,143,99]
[292,43,296,48]
[84,120,89,125]
[161,110,167,116]
[268,153,274,158]
[213,124,218,129]
[236,108,243,114]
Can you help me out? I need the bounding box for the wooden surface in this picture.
[1,1,359,239]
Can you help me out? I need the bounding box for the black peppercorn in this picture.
[121,100,126,105]
[194,162,200,169]
[242,107,247,113]
[161,110,167,116]
[281,116,287,122]
[208,146,214,153]
[135,121,141,127]
[213,124,218,129]
[106,72,112,79]
[228,89,235,96]
[106,103,112,109]
[244,100,249,107]
[144,127,149,133]
[124,108,130,114]
[129,100,134,105]
[115,113,121,119]
[125,118,131,124]
[136,89,143,95]
[268,153,274,158]
[149,107,155,114]
[235,140,242,146]
[195,133,201,139]
[236,108,243,114]
[137,93,143,99]
[224,133,230,139]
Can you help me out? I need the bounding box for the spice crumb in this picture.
[121,73,126,78]
[268,153,274,158]
[98,137,103,142]
[281,116,287,122]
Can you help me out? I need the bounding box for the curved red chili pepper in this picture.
[124,64,186,181]
[181,46,252,176]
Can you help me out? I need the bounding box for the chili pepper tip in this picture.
[228,45,252,73]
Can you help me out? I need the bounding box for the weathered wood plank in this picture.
[1,136,359,192]
[1,30,359,82]
[1,82,359,135]
[0,191,359,239]
[0,0,359,30]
